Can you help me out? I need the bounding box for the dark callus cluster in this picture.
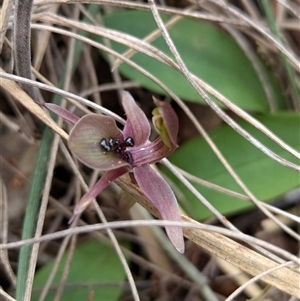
[100,136,134,164]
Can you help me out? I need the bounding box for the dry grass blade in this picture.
[33,0,248,26]
[0,288,17,301]
[116,178,300,298]
[0,72,69,140]
[183,228,300,298]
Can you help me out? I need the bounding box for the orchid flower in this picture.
[46,92,184,253]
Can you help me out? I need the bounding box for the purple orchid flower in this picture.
[47,92,184,253]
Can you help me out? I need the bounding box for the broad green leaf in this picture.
[101,10,284,112]
[32,241,126,301]
[163,114,299,220]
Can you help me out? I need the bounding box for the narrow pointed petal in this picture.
[69,114,130,170]
[152,97,179,149]
[133,164,184,253]
[122,91,150,146]
[71,167,129,221]
[43,103,80,124]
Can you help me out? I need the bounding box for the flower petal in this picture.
[69,114,130,170]
[152,97,179,149]
[70,167,129,221]
[43,103,80,124]
[133,164,184,253]
[122,91,150,146]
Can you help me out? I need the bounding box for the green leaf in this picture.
[32,241,127,301]
[163,113,299,220]
[101,10,284,112]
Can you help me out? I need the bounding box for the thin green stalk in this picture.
[261,0,300,109]
[15,126,53,300]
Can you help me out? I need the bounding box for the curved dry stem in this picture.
[0,288,17,301]
[224,261,294,301]
[3,12,298,239]
[0,71,69,140]
[175,164,300,224]
[32,13,300,164]
[210,0,300,70]
[215,23,278,112]
[33,0,299,69]
[4,63,298,260]
[1,218,299,297]
[112,4,197,70]
[79,81,140,98]
[33,0,248,26]
[175,167,249,201]
[38,222,77,301]
[3,21,298,240]
[275,0,300,18]
[1,101,297,296]
[0,71,125,125]
[163,159,300,251]
[148,0,300,241]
